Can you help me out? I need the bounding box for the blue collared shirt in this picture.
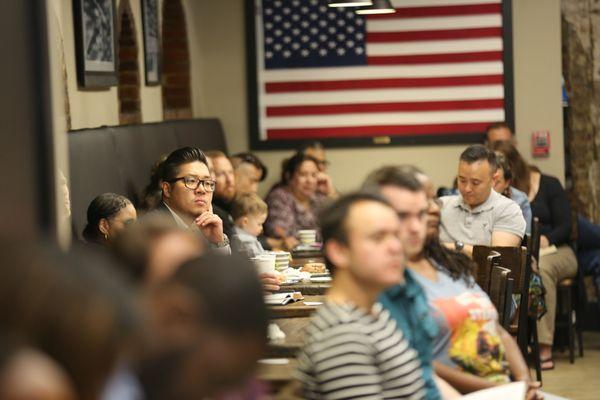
[379,269,441,400]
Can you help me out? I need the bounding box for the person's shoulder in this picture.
[541,174,565,191]
[439,194,460,207]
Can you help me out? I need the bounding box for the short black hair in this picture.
[299,141,324,153]
[231,152,268,181]
[486,122,513,135]
[170,253,268,339]
[362,166,424,193]
[160,147,209,182]
[318,192,392,273]
[459,144,498,171]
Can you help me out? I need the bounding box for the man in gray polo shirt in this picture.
[439,145,526,257]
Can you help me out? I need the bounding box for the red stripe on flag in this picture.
[266,99,504,116]
[368,4,502,19]
[265,75,503,93]
[266,122,491,140]
[368,51,503,65]
[367,27,503,43]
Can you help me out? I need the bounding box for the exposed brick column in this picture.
[118,0,142,125]
[162,0,192,120]
[562,0,600,222]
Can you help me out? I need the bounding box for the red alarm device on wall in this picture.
[531,130,550,157]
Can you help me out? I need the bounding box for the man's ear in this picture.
[492,169,501,183]
[161,181,172,199]
[98,218,110,237]
[324,240,350,271]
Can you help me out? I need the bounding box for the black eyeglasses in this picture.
[169,176,216,192]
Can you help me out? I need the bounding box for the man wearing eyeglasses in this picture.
[152,147,230,253]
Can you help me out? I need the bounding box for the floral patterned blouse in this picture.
[264,185,323,238]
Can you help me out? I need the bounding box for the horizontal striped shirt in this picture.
[297,302,426,400]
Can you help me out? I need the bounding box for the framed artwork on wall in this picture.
[141,0,161,85]
[246,0,515,150]
[73,0,118,88]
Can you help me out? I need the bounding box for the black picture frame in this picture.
[73,0,118,88]
[141,0,161,85]
[245,0,515,150]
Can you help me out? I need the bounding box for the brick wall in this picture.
[118,0,142,125]
[162,0,192,120]
[562,0,600,222]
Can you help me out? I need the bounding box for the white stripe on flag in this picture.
[261,62,504,82]
[391,0,501,6]
[366,38,503,56]
[262,109,505,129]
[262,85,504,106]
[367,15,502,32]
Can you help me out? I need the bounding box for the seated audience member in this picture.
[362,167,459,400]
[141,155,168,212]
[82,193,137,245]
[485,122,516,146]
[112,215,206,286]
[206,151,237,238]
[493,151,532,234]
[230,152,268,195]
[264,152,329,245]
[439,145,526,257]
[364,167,540,398]
[147,147,231,253]
[231,193,268,258]
[297,193,427,400]
[0,340,76,400]
[0,242,141,400]
[493,143,578,370]
[137,253,268,399]
[300,141,337,197]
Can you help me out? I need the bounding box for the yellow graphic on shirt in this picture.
[433,292,510,382]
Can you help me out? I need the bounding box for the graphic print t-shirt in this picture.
[412,263,510,382]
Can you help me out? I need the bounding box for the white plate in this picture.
[310,276,332,283]
[258,358,290,365]
[303,301,323,306]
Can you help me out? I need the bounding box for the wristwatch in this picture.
[215,234,230,248]
[454,240,465,252]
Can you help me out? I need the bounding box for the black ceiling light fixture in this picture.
[356,0,396,14]
[328,0,373,8]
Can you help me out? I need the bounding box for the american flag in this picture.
[250,0,507,144]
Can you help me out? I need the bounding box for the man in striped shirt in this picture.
[297,193,426,399]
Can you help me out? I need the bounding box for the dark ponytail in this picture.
[83,193,131,243]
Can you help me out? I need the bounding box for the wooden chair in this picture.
[473,244,542,380]
[555,214,586,363]
[489,265,514,329]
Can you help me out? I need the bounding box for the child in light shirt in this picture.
[231,193,268,258]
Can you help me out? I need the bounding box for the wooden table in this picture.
[257,358,300,397]
[267,317,310,357]
[277,281,331,295]
[269,295,325,318]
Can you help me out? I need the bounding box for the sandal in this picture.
[540,357,554,370]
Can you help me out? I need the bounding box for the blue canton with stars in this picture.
[262,0,367,69]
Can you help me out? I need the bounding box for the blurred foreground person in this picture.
[297,193,426,399]
[138,253,269,399]
[0,339,76,400]
[112,215,206,286]
[0,242,141,400]
[83,193,137,245]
